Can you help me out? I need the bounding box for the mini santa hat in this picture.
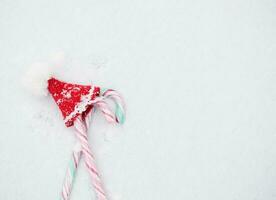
[48,77,100,127]
[23,61,104,127]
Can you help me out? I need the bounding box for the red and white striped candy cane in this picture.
[60,89,125,200]
[74,115,107,200]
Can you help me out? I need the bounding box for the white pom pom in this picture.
[23,62,54,96]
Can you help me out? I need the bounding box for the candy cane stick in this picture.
[60,112,107,200]
[75,115,108,200]
[60,89,125,200]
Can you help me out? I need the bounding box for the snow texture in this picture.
[0,0,276,200]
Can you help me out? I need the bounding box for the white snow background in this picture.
[0,0,276,199]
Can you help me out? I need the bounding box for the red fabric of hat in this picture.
[48,78,100,127]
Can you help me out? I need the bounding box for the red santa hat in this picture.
[23,61,101,127]
[48,78,100,127]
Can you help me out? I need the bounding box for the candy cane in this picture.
[75,115,108,200]
[60,89,125,200]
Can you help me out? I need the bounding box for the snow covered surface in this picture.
[0,0,276,199]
